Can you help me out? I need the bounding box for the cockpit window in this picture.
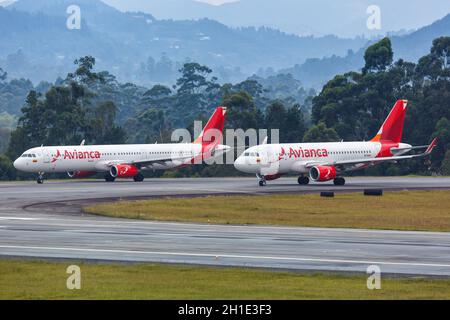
[243,152,260,157]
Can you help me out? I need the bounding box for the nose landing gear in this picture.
[257,174,267,187]
[36,172,45,184]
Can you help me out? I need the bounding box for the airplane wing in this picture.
[102,145,230,168]
[306,138,438,170]
[131,155,194,166]
[98,155,194,168]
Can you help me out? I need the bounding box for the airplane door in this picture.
[260,145,280,176]
[141,149,148,160]
[43,148,51,163]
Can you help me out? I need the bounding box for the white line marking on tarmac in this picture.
[6,216,450,237]
[0,217,40,221]
[1,245,449,268]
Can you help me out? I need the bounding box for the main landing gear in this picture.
[104,172,145,182]
[37,172,44,184]
[133,173,145,182]
[333,177,346,186]
[298,176,310,185]
[104,173,116,182]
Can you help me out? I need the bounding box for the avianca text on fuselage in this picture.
[234,100,438,186]
[52,150,102,162]
[281,147,329,160]
[13,107,229,184]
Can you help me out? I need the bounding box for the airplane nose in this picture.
[234,156,247,172]
[13,159,19,170]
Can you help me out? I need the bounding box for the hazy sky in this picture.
[2,0,449,38]
[196,0,239,5]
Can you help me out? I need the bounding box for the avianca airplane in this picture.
[234,100,438,186]
[13,107,229,184]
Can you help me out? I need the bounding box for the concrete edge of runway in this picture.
[20,185,450,216]
[4,254,450,279]
[2,177,450,277]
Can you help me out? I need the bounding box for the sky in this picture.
[196,0,239,5]
[1,0,449,38]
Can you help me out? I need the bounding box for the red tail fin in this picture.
[194,106,227,147]
[371,100,408,143]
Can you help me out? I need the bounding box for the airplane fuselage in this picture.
[234,141,412,176]
[14,143,205,173]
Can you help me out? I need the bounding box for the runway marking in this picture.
[1,245,450,269]
[0,217,40,221]
[3,216,450,238]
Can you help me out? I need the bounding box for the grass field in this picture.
[83,190,450,232]
[1,259,450,299]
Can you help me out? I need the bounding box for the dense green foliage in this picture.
[5,58,127,161]
[312,37,450,174]
[1,36,449,180]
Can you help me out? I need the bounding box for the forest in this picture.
[0,37,449,180]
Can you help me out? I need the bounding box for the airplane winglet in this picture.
[425,138,438,154]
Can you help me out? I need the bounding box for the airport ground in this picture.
[1,177,450,299]
[84,190,450,232]
[2,258,450,300]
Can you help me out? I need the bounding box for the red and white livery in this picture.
[14,107,229,184]
[234,100,438,186]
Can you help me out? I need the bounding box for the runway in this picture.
[1,177,450,276]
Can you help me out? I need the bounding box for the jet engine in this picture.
[110,164,139,178]
[309,166,337,182]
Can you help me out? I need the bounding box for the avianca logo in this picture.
[280,147,329,160]
[278,147,286,161]
[51,150,61,163]
[323,168,333,179]
[52,149,102,162]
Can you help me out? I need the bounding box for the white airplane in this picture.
[234,100,438,186]
[14,107,229,184]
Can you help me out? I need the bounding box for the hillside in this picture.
[105,0,450,38]
[0,0,367,85]
[279,14,450,89]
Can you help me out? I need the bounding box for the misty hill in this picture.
[279,14,450,89]
[0,0,367,85]
[106,0,450,38]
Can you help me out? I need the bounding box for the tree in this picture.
[265,101,287,131]
[86,101,127,144]
[284,104,306,143]
[431,117,450,170]
[67,56,105,85]
[144,85,172,100]
[363,37,393,73]
[6,58,126,162]
[303,122,339,142]
[233,80,263,98]
[442,150,450,175]
[125,108,169,144]
[417,37,450,81]
[0,155,16,180]
[222,91,263,130]
[176,63,218,95]
[0,67,7,82]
